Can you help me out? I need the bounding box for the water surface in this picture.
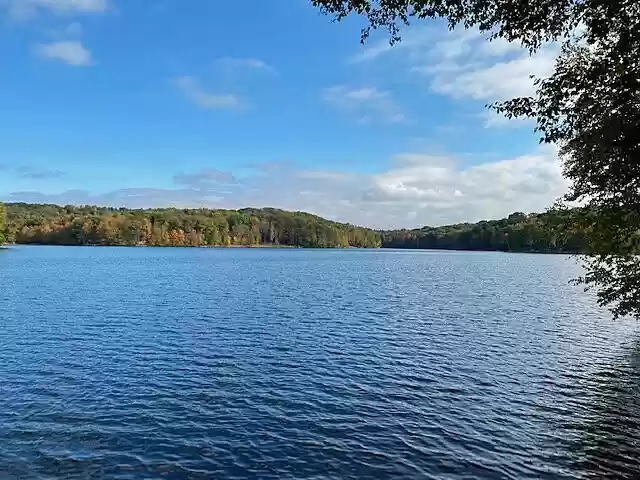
[1,247,639,479]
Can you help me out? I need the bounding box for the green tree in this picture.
[0,203,6,244]
[312,0,640,318]
[2,203,383,250]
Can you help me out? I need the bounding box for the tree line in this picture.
[2,203,381,248]
[381,210,589,253]
[0,203,6,244]
[2,202,590,253]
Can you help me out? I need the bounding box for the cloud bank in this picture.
[5,145,566,229]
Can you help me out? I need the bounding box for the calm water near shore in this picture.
[1,246,639,479]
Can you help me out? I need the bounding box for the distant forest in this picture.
[3,203,381,248]
[2,203,588,253]
[381,211,588,253]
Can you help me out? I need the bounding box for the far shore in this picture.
[2,243,582,254]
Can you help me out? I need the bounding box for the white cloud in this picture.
[2,0,107,19]
[420,29,558,102]
[353,25,559,117]
[173,76,243,110]
[215,57,277,74]
[322,85,406,124]
[426,47,557,101]
[238,145,566,228]
[356,145,567,226]
[36,40,92,66]
[8,146,567,229]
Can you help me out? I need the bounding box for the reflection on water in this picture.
[572,341,640,479]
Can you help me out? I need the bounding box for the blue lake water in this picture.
[1,246,639,479]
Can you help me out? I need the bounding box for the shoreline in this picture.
[3,243,581,254]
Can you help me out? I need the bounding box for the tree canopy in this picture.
[382,209,588,253]
[0,203,6,244]
[4,202,589,254]
[312,0,640,318]
[4,203,381,248]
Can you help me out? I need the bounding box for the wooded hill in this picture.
[2,203,588,252]
[3,203,381,248]
[381,211,588,253]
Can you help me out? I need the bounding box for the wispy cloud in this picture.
[215,57,277,74]
[2,0,107,19]
[349,41,394,63]
[423,44,557,101]
[322,86,406,124]
[173,169,237,187]
[7,188,220,209]
[35,40,92,66]
[348,28,433,63]
[245,160,295,173]
[17,166,66,179]
[296,170,353,181]
[352,26,558,123]
[172,76,243,110]
[64,21,83,36]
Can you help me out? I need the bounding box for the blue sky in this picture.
[0,0,566,228]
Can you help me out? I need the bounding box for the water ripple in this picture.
[1,247,639,479]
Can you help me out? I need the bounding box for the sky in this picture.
[0,0,568,229]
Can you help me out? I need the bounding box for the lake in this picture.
[1,246,639,479]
